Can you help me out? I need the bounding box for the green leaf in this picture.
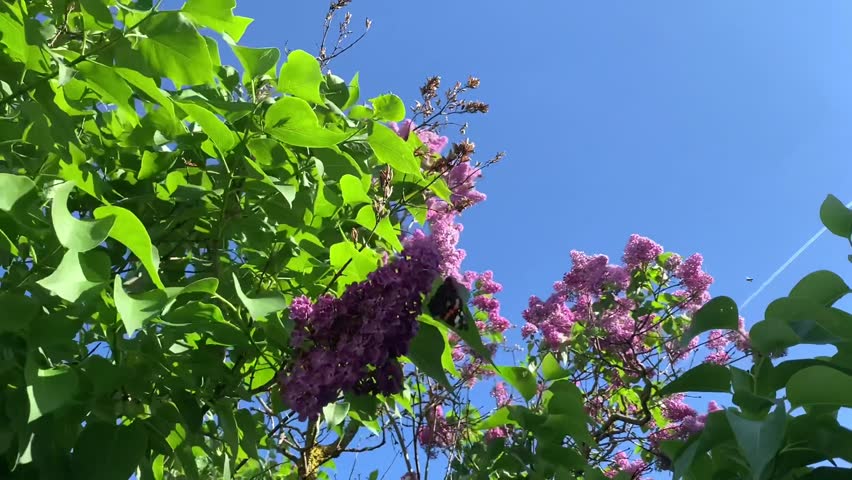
[820,194,852,238]
[51,181,116,252]
[799,468,852,480]
[265,96,348,147]
[114,67,177,121]
[0,4,32,68]
[79,0,112,29]
[749,320,800,355]
[114,276,169,334]
[182,277,220,295]
[340,174,372,206]
[541,353,570,381]
[0,173,35,211]
[76,61,139,126]
[726,404,786,480]
[547,380,586,417]
[342,72,360,110]
[765,296,852,343]
[26,366,79,423]
[766,359,852,394]
[536,413,594,446]
[278,49,324,104]
[0,293,39,333]
[497,366,537,401]
[137,12,214,88]
[658,363,731,396]
[787,366,852,407]
[671,412,735,480]
[70,421,148,480]
[182,0,252,42]
[329,241,380,283]
[537,444,586,470]
[322,402,350,428]
[349,105,373,120]
[232,273,287,320]
[139,150,178,180]
[228,42,279,80]
[479,407,518,430]
[789,270,850,307]
[95,205,164,288]
[681,296,739,346]
[355,204,376,229]
[369,94,405,122]
[368,123,422,175]
[376,217,404,252]
[216,402,239,460]
[37,249,111,302]
[407,321,452,390]
[177,101,237,153]
[235,409,260,459]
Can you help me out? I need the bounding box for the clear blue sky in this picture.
[206,1,852,477]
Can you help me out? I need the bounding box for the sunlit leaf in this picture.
[114,276,169,334]
[265,96,348,147]
[95,205,164,288]
[369,94,405,122]
[182,0,252,41]
[497,366,537,401]
[137,11,214,88]
[177,101,237,153]
[51,181,115,252]
[227,42,279,80]
[37,249,111,302]
[322,402,350,428]
[232,273,287,321]
[278,49,324,104]
[26,365,79,423]
[340,174,372,206]
[0,173,35,211]
[368,123,421,175]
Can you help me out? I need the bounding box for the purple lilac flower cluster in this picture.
[279,234,442,420]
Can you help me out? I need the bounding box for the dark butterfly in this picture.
[427,277,468,330]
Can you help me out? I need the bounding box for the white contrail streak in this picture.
[740,200,852,310]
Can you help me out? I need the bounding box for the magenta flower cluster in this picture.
[278,234,442,420]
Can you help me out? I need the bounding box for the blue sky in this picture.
[193,1,852,477]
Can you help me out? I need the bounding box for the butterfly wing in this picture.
[428,277,468,330]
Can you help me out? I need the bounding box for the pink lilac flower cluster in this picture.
[390,119,486,210]
[484,426,509,442]
[521,235,721,361]
[491,382,512,407]
[417,405,458,458]
[703,315,752,365]
[605,451,650,479]
[279,234,442,420]
[649,395,723,448]
[672,253,714,313]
